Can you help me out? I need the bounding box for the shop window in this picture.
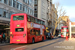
[30,29,35,35]
[27,15,31,22]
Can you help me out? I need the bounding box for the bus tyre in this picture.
[42,37,44,41]
[32,38,35,44]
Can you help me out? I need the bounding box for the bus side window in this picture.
[39,20,41,24]
[41,20,42,24]
[43,21,45,25]
[42,21,43,25]
[35,19,38,23]
[30,29,35,35]
[31,17,34,22]
[35,30,40,36]
[27,16,31,22]
[37,19,39,24]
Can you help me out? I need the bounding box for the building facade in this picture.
[0,0,34,35]
[34,0,48,27]
[34,0,58,33]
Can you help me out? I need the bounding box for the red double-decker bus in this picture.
[61,26,69,38]
[10,13,46,44]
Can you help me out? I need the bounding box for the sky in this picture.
[53,0,75,22]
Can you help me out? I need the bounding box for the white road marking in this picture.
[11,46,27,50]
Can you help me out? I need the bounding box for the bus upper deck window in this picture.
[27,16,31,22]
[13,15,24,20]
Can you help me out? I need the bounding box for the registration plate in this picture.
[16,40,20,41]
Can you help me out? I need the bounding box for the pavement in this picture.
[0,43,10,46]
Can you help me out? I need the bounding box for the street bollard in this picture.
[66,34,68,41]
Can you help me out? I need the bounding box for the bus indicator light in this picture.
[10,32,12,34]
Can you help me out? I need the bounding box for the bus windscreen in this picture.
[13,15,24,20]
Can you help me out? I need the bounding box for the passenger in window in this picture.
[31,30,34,35]
[36,32,38,36]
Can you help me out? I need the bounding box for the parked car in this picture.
[46,33,53,39]
[58,34,61,38]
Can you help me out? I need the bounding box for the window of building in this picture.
[20,4,22,10]
[25,0,28,4]
[34,14,37,17]
[13,0,16,7]
[34,8,37,11]
[3,11,6,17]
[17,2,19,9]
[23,5,25,12]
[28,8,29,14]
[9,0,12,6]
[23,0,25,2]
[27,0,28,4]
[25,6,28,13]
[29,8,30,14]
[0,0,2,2]
[34,1,37,4]
[4,0,8,4]
[27,15,31,22]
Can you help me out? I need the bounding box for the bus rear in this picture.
[10,13,27,43]
[61,26,69,38]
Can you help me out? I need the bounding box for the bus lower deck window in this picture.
[15,28,24,32]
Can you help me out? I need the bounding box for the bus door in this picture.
[35,28,41,41]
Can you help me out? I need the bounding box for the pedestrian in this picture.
[0,33,2,43]
[3,33,6,42]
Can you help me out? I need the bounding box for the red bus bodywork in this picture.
[10,13,46,44]
[61,26,69,38]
